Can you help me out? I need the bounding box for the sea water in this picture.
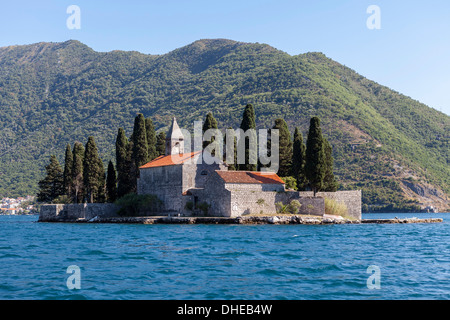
[0,213,449,300]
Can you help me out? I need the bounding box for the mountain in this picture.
[0,39,448,211]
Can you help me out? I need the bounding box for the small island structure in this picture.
[40,117,363,223]
[37,113,442,225]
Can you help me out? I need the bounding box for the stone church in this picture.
[137,118,361,219]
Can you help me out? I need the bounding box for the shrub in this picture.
[324,198,348,217]
[281,176,298,190]
[286,200,301,214]
[185,201,194,211]
[196,202,210,216]
[275,202,287,213]
[115,193,162,217]
[276,200,302,214]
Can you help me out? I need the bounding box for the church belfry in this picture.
[165,117,184,155]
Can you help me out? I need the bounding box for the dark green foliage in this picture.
[132,113,148,170]
[97,159,106,203]
[238,104,257,171]
[126,140,136,194]
[83,136,104,203]
[145,117,157,162]
[131,113,148,193]
[37,155,64,203]
[63,144,73,196]
[292,127,308,191]
[156,132,166,157]
[240,104,256,132]
[71,142,84,203]
[202,112,219,150]
[106,160,117,203]
[116,128,133,198]
[322,138,338,192]
[305,117,326,196]
[196,202,211,216]
[272,118,292,177]
[115,193,162,217]
[224,127,237,170]
[185,201,194,211]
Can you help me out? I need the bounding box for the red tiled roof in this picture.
[139,151,201,169]
[215,171,285,185]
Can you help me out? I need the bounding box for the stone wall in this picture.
[39,203,120,222]
[138,165,183,212]
[228,189,324,217]
[299,190,362,220]
[182,171,232,217]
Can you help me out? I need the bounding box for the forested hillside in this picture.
[0,39,448,211]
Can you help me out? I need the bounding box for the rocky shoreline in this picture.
[39,215,444,225]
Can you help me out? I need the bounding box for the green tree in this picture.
[106,160,117,203]
[132,113,148,170]
[202,112,219,150]
[224,127,237,170]
[126,140,136,194]
[116,128,133,198]
[145,117,157,162]
[131,114,148,193]
[97,159,106,203]
[156,131,166,156]
[238,104,257,171]
[83,136,103,203]
[272,118,292,177]
[37,155,64,203]
[292,127,308,191]
[305,117,326,196]
[71,141,85,203]
[63,143,73,197]
[322,138,338,192]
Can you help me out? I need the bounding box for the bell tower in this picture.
[165,117,184,155]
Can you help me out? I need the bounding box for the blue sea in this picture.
[0,213,449,300]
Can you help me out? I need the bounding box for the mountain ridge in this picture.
[0,39,448,211]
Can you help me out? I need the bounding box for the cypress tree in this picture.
[130,114,148,193]
[63,143,73,197]
[322,138,338,192]
[238,104,257,171]
[145,117,157,162]
[305,117,326,196]
[156,131,166,156]
[116,128,131,198]
[132,113,148,169]
[272,119,293,177]
[37,155,64,203]
[292,127,308,191]
[83,136,103,203]
[224,127,237,171]
[96,159,106,203]
[202,112,219,150]
[106,160,118,203]
[71,141,84,203]
[126,139,136,194]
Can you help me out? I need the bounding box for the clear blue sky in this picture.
[1,0,449,115]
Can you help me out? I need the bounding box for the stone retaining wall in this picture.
[299,191,362,220]
[39,203,120,222]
